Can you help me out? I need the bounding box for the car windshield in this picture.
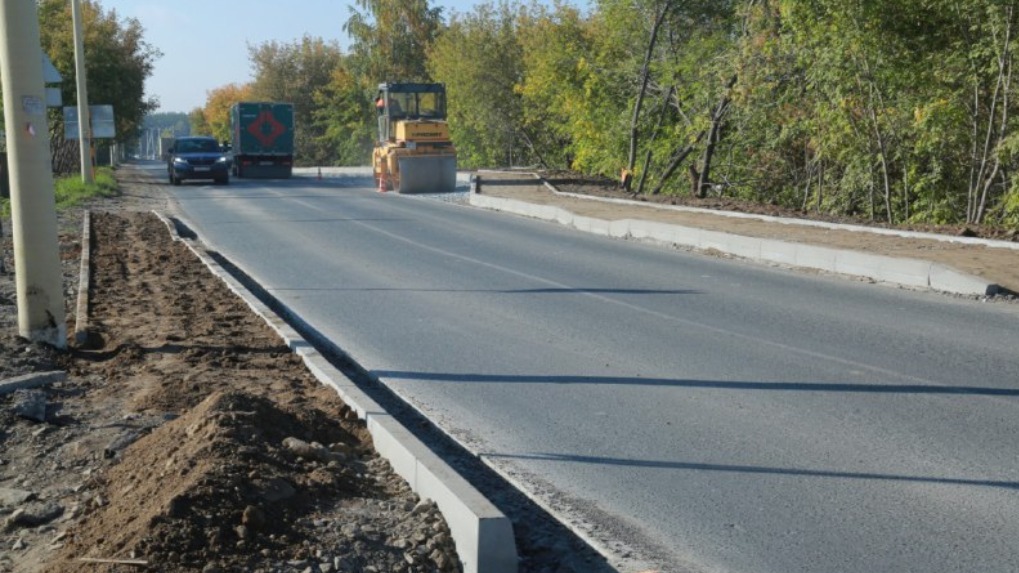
[179,139,218,153]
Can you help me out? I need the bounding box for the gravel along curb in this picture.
[151,211,518,573]
[468,191,1001,297]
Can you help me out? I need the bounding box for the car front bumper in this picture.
[171,162,229,180]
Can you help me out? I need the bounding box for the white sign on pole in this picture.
[63,105,116,139]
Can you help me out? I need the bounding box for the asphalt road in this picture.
[161,166,1019,573]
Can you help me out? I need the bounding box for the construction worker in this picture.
[377,95,403,117]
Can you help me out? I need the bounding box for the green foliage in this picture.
[427,1,531,168]
[202,84,254,143]
[36,0,160,143]
[709,0,1019,224]
[1003,187,1019,229]
[313,65,375,165]
[344,0,444,84]
[189,108,211,137]
[516,3,599,170]
[247,36,346,165]
[515,0,745,187]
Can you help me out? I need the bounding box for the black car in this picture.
[167,136,230,185]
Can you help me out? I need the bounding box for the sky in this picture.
[97,0,516,114]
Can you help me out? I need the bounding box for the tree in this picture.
[313,64,375,165]
[247,36,344,165]
[188,107,211,137]
[427,1,530,168]
[37,0,160,143]
[344,0,444,84]
[516,3,606,171]
[957,2,1018,224]
[201,83,253,143]
[582,0,742,194]
[625,0,672,190]
[756,0,1019,225]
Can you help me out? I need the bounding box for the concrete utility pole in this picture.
[0,0,68,347]
[71,0,92,183]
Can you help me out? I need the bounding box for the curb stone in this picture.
[467,184,1000,297]
[0,371,66,395]
[73,211,91,346]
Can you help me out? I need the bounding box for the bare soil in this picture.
[0,185,460,571]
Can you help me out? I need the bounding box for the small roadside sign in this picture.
[64,105,116,140]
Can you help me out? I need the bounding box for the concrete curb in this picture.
[0,371,66,395]
[469,192,1001,296]
[150,211,517,573]
[475,169,1019,252]
[73,211,92,346]
[292,167,475,191]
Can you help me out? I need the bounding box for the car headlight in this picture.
[173,157,188,165]
[216,156,228,163]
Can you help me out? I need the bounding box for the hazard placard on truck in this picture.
[230,102,295,179]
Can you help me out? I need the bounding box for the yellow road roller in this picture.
[372,82,458,194]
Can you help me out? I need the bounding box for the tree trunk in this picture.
[695,75,736,198]
[817,161,824,213]
[873,121,893,224]
[968,79,982,223]
[975,7,1013,223]
[868,177,876,222]
[695,127,716,198]
[636,86,675,196]
[970,7,1014,222]
[902,166,910,222]
[852,54,894,224]
[626,0,672,192]
[649,129,707,195]
[801,152,814,212]
[517,128,551,170]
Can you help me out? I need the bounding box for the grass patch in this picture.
[55,167,119,209]
[1,167,118,218]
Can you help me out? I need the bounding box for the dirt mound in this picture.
[46,390,377,572]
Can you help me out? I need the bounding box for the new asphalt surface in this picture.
[156,165,1019,573]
